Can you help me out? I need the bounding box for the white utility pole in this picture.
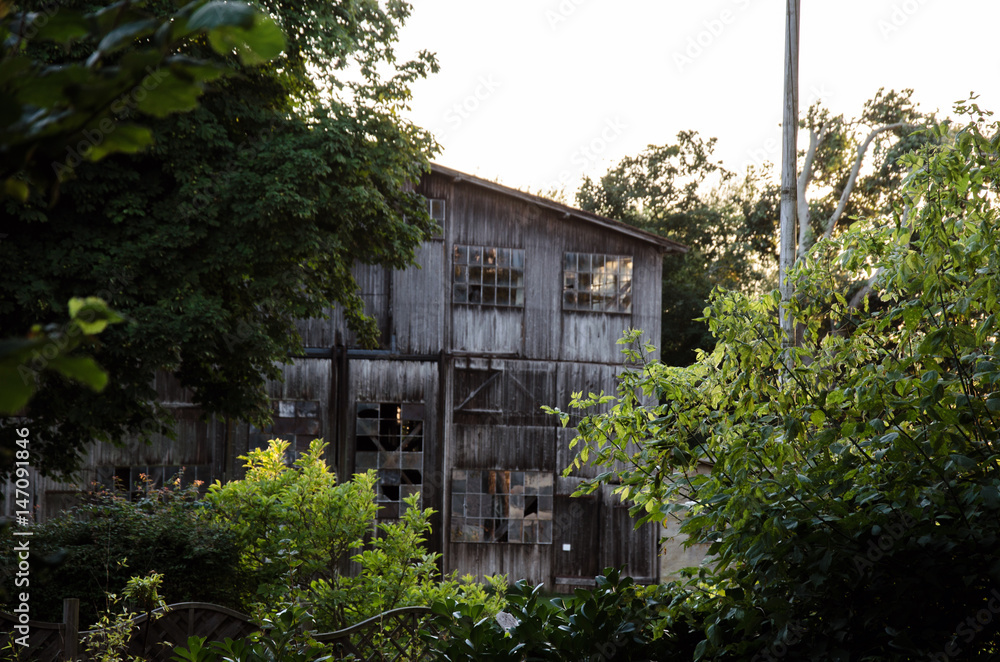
[779,0,800,358]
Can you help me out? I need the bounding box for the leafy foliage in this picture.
[0,0,284,199]
[577,90,939,366]
[557,104,1000,659]
[0,0,439,479]
[797,88,938,247]
[426,568,672,662]
[0,475,246,625]
[0,297,121,415]
[171,605,334,662]
[205,438,494,632]
[85,572,169,662]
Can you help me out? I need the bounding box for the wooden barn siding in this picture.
[294,262,387,350]
[81,408,215,469]
[3,371,223,520]
[81,370,219,469]
[392,239,446,355]
[419,173,664,364]
[450,307,522,354]
[296,237,445,353]
[445,542,551,587]
[442,356,657,588]
[451,425,555,470]
[297,171,665,365]
[598,484,660,580]
[263,358,332,404]
[223,358,333,483]
[295,311,337,348]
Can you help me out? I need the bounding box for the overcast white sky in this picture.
[396,1,1000,198]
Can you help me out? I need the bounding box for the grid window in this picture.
[450,469,553,544]
[563,252,633,313]
[248,399,322,463]
[453,245,525,307]
[355,402,424,519]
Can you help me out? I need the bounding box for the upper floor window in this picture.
[453,245,525,307]
[427,198,446,223]
[563,252,633,313]
[427,198,446,239]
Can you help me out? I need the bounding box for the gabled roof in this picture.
[429,163,688,254]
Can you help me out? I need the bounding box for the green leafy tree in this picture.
[557,103,1000,659]
[0,0,439,479]
[794,88,938,262]
[0,0,284,200]
[0,297,121,414]
[426,569,674,662]
[206,438,468,631]
[84,572,169,662]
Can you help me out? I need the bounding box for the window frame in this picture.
[452,244,525,308]
[562,252,633,314]
[450,469,554,544]
[354,402,425,519]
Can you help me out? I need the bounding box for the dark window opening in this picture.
[355,402,424,516]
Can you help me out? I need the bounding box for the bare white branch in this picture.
[820,122,912,243]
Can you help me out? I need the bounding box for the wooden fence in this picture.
[0,599,437,661]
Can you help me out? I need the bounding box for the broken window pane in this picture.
[356,402,424,515]
[450,469,553,545]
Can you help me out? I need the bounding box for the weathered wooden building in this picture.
[14,164,687,589]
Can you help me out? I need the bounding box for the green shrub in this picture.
[426,567,670,661]
[205,438,504,631]
[85,573,168,662]
[0,476,246,624]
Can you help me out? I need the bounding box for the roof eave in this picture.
[427,163,688,254]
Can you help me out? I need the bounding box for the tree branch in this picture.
[821,122,912,243]
[796,122,828,260]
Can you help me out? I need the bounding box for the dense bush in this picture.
[205,438,505,631]
[424,567,718,661]
[556,105,1000,660]
[0,477,246,625]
